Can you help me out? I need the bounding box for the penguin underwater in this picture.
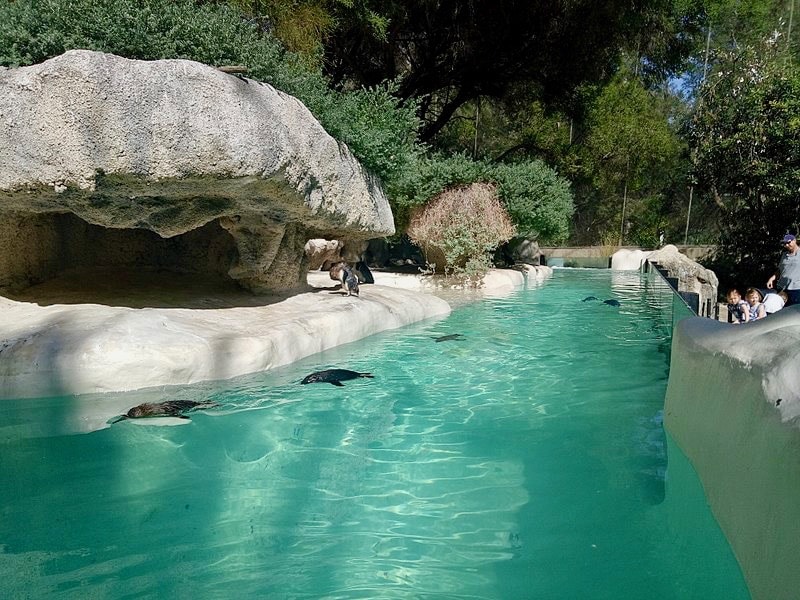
[301,369,373,386]
[432,333,465,342]
[109,400,217,423]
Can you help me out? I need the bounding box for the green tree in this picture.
[579,68,686,246]
[322,0,706,141]
[677,0,794,92]
[688,38,800,283]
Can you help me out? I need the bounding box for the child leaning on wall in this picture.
[726,288,750,324]
[744,288,766,322]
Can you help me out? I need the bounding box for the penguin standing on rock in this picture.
[329,261,360,296]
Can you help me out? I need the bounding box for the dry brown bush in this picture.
[407,182,516,279]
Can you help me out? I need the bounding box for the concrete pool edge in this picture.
[664,306,800,600]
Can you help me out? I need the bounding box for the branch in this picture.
[711,185,725,209]
[419,87,473,141]
[493,143,530,162]
[217,65,248,74]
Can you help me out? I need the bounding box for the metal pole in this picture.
[473,99,480,159]
[686,28,713,245]
[619,179,628,247]
[684,185,693,245]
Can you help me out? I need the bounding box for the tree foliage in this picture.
[703,0,786,47]
[577,68,687,246]
[433,69,689,247]
[218,0,389,64]
[322,0,705,141]
[675,0,792,93]
[6,0,765,258]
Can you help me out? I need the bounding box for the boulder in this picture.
[305,239,344,270]
[508,237,542,266]
[0,50,393,294]
[611,248,652,270]
[612,244,718,316]
[648,244,719,306]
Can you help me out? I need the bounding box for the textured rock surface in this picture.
[610,248,652,270]
[648,244,718,309]
[305,238,344,270]
[0,50,393,293]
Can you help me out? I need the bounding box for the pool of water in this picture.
[0,269,750,599]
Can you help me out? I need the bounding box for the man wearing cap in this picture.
[766,233,800,305]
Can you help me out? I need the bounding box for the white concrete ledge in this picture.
[338,265,552,298]
[0,282,450,401]
[0,265,550,437]
[0,266,551,402]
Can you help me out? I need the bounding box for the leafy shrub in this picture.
[491,161,573,241]
[407,183,516,281]
[392,153,572,242]
[314,83,421,186]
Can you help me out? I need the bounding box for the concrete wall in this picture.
[664,308,800,600]
[540,245,715,263]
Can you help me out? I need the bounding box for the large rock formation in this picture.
[0,50,393,294]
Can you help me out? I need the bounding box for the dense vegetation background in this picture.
[1,0,799,289]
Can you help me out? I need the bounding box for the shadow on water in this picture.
[0,304,301,596]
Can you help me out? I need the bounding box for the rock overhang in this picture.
[0,50,394,294]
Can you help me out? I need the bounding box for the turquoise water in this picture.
[0,269,750,599]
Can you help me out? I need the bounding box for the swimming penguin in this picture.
[582,296,599,302]
[109,400,217,423]
[329,262,360,296]
[300,369,373,386]
[432,333,465,342]
[603,299,621,307]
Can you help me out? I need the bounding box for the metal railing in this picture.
[643,259,714,318]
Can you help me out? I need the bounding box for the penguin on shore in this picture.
[329,262,360,296]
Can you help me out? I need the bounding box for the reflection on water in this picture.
[0,270,749,599]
